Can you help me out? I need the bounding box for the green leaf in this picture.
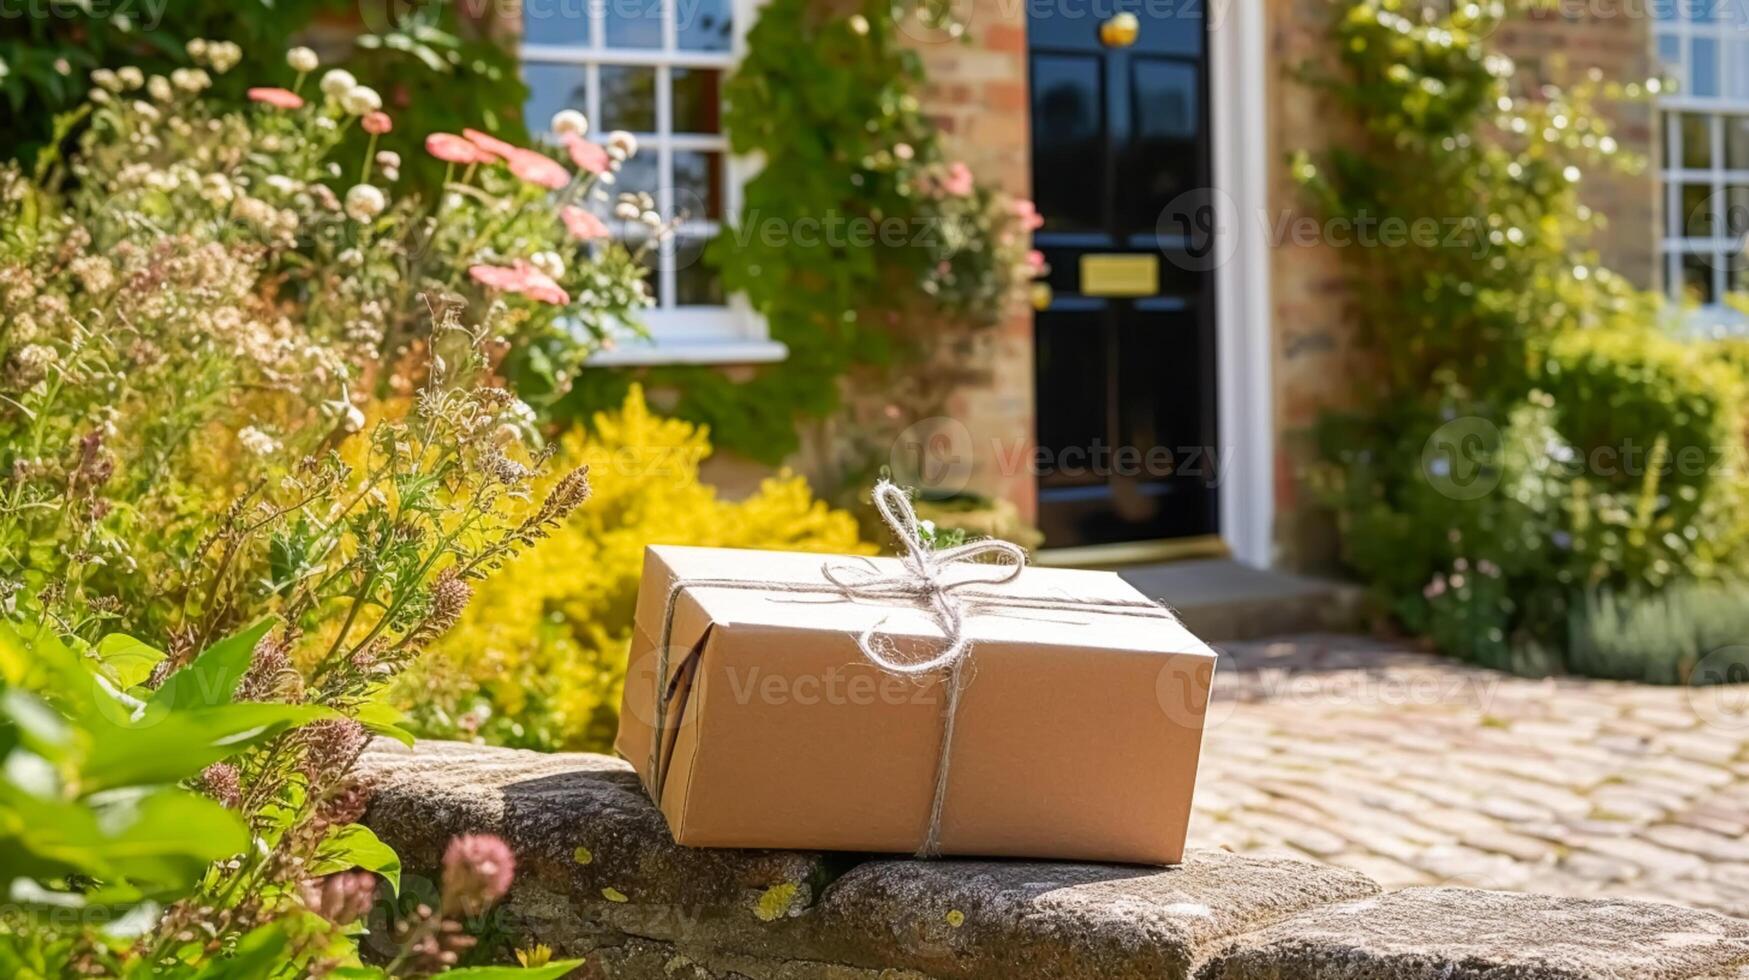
[189,922,295,979]
[98,790,249,891]
[311,823,402,896]
[439,962,584,979]
[81,702,335,794]
[353,699,416,748]
[94,634,166,689]
[147,618,275,714]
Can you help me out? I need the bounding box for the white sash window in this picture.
[522,0,784,363]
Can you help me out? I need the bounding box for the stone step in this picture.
[357,740,1749,980]
[1118,558,1369,642]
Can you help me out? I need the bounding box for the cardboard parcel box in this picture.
[615,544,1217,865]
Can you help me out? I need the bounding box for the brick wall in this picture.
[1263,0,1373,570]
[908,0,1039,520]
[1496,7,1659,289]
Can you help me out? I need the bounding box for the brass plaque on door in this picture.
[1079,254,1158,297]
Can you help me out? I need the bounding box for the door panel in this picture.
[1029,0,1218,548]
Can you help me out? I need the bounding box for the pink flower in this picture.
[362,111,393,135]
[1013,198,1044,231]
[507,148,571,190]
[247,87,304,110]
[561,205,609,240]
[942,162,974,196]
[1027,249,1046,274]
[464,127,520,159]
[442,834,516,917]
[518,271,570,305]
[427,132,491,164]
[468,263,526,290]
[469,261,572,305]
[563,135,610,174]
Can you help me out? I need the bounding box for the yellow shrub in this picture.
[393,384,873,750]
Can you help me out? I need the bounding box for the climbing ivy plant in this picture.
[561,0,1038,464]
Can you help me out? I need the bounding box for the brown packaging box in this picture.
[614,544,1217,865]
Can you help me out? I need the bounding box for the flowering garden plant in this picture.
[0,39,671,977]
[74,42,664,406]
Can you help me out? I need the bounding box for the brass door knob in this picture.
[1100,12,1139,48]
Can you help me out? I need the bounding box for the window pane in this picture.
[1681,252,1717,304]
[524,63,588,135]
[1730,250,1749,293]
[599,65,658,132]
[605,0,663,49]
[674,234,725,305]
[1693,36,1720,97]
[524,0,590,45]
[673,68,724,134]
[1657,33,1681,75]
[613,152,661,201]
[1688,0,1718,22]
[1728,184,1749,239]
[1682,182,1716,236]
[1683,112,1713,168]
[678,0,733,51]
[1727,117,1749,169]
[673,150,724,220]
[1730,42,1749,99]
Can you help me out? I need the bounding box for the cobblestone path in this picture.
[1188,634,1749,916]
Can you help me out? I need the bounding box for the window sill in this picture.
[585,337,789,366]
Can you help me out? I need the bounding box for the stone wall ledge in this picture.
[360,740,1749,980]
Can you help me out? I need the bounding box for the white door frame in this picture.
[1208,0,1276,569]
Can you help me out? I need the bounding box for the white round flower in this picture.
[146,75,172,101]
[287,46,319,73]
[185,39,208,60]
[207,42,242,73]
[551,109,588,137]
[613,201,640,220]
[530,250,565,278]
[238,426,280,457]
[344,184,386,222]
[319,69,357,100]
[116,66,143,89]
[375,150,401,170]
[606,130,638,158]
[339,85,382,116]
[90,68,120,92]
[170,67,210,93]
[342,404,366,433]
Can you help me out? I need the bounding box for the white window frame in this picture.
[1654,1,1749,326]
[521,0,786,365]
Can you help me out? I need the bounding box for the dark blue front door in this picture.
[1029,0,1218,548]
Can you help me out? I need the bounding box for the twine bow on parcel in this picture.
[647,480,1176,859]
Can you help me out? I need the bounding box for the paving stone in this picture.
[1185,634,1749,918]
[1561,851,1642,884]
[1570,836,1706,878]
[1460,828,1557,864]
[1644,823,1749,863]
